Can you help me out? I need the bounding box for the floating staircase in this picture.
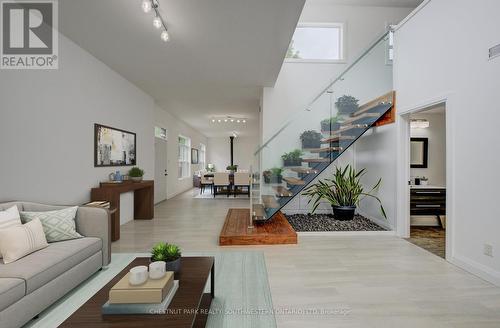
[250,30,396,222]
[252,90,395,221]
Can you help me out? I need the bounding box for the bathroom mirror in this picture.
[410,137,428,168]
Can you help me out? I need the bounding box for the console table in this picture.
[91,180,154,241]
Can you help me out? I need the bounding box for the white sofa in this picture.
[0,202,110,328]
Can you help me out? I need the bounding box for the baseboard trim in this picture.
[297,230,395,237]
[357,210,393,231]
[449,255,500,287]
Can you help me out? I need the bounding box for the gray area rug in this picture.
[26,251,276,328]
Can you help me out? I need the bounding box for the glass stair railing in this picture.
[251,30,395,222]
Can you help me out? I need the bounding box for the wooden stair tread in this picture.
[302,158,330,163]
[290,167,318,174]
[307,147,343,153]
[327,124,368,135]
[273,186,293,197]
[262,195,279,209]
[321,135,356,143]
[342,112,380,124]
[351,91,394,117]
[252,204,266,219]
[283,177,305,185]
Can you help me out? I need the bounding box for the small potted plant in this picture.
[226,164,238,173]
[263,167,283,184]
[303,165,386,221]
[206,164,216,172]
[281,149,303,167]
[335,95,359,115]
[151,242,182,273]
[320,115,343,132]
[300,130,322,149]
[128,167,144,182]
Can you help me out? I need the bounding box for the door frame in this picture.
[154,137,168,204]
[396,94,456,261]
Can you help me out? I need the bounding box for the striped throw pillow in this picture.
[0,218,48,264]
[0,206,22,259]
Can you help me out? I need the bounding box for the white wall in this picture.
[207,136,259,172]
[0,33,155,207]
[394,0,500,284]
[410,112,446,187]
[154,107,208,199]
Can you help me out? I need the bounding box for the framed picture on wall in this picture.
[94,124,137,167]
[410,137,428,168]
[191,148,199,164]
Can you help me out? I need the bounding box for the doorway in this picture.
[155,138,168,204]
[397,99,452,260]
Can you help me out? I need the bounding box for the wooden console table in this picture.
[91,180,154,241]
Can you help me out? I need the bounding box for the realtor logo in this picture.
[1,0,58,69]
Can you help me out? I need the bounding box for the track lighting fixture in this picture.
[141,0,170,42]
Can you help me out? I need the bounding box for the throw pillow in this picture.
[21,206,83,243]
[0,205,22,259]
[0,218,49,264]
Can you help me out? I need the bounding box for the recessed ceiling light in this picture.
[218,119,221,123]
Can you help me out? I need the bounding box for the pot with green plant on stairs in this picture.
[263,167,283,184]
[303,164,387,221]
[128,167,144,182]
[335,95,360,116]
[320,115,343,132]
[151,242,182,273]
[281,149,303,167]
[300,130,322,149]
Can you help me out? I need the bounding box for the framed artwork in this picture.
[191,148,199,164]
[410,137,428,168]
[94,124,136,167]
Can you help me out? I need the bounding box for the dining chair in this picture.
[200,175,213,195]
[233,172,250,197]
[213,172,231,197]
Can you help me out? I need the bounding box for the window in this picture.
[155,126,167,140]
[285,23,344,63]
[178,135,191,179]
[199,143,206,170]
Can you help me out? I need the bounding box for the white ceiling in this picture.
[58,0,305,137]
[306,0,423,7]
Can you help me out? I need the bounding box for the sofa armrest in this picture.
[75,207,111,266]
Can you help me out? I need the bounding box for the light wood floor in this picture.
[113,189,500,328]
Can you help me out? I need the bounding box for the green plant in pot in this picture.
[263,167,283,184]
[151,242,182,273]
[303,165,386,221]
[281,149,303,167]
[320,115,343,132]
[226,164,238,173]
[128,167,144,182]
[300,130,322,149]
[335,95,359,115]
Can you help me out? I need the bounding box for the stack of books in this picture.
[102,272,179,315]
[84,201,111,209]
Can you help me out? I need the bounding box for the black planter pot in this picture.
[264,175,282,184]
[166,258,181,273]
[301,139,321,149]
[283,159,302,167]
[321,121,342,132]
[332,205,356,221]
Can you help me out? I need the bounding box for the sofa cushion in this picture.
[21,206,83,243]
[0,237,102,294]
[0,278,25,312]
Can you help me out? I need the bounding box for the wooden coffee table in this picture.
[60,257,215,328]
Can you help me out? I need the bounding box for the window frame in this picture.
[284,22,346,64]
[178,135,191,180]
[199,143,206,170]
